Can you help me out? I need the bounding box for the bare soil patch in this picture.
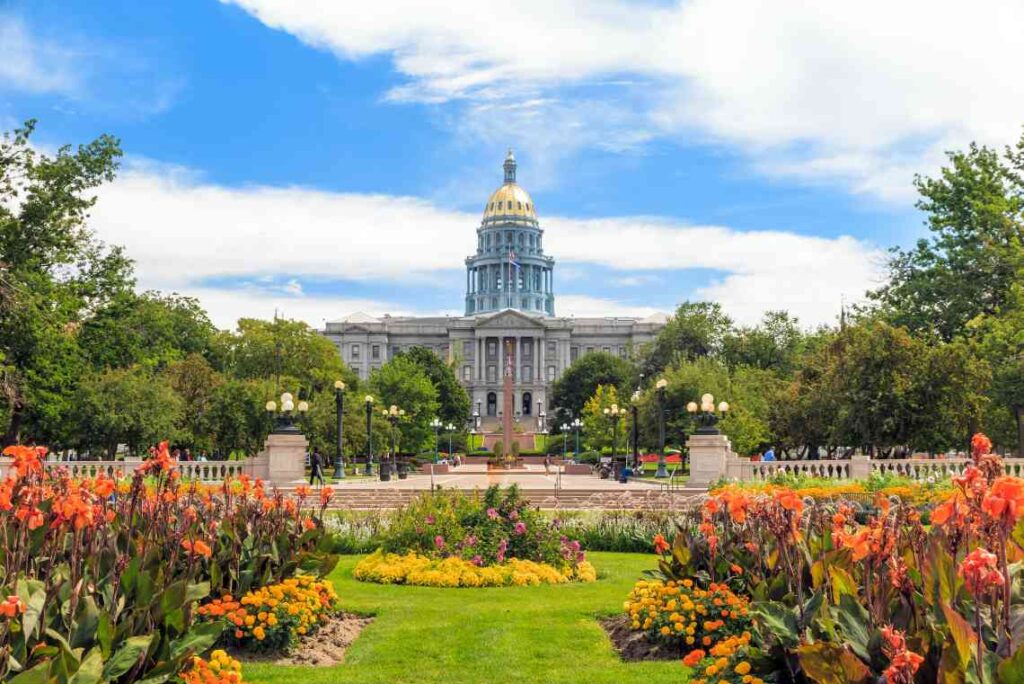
[601,615,684,662]
[238,613,374,667]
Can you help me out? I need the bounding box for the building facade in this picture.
[323,152,667,427]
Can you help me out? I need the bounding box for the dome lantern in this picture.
[503,148,516,183]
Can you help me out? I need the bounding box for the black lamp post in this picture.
[333,380,346,479]
[380,405,405,481]
[603,403,625,459]
[431,417,442,463]
[630,389,641,472]
[446,423,455,458]
[572,418,582,458]
[561,423,570,458]
[265,392,309,433]
[364,395,374,475]
[686,393,730,435]
[655,378,669,478]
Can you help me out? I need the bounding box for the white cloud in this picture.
[0,15,78,94]
[223,0,1024,200]
[89,160,883,328]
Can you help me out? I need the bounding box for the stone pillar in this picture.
[538,334,545,384]
[499,337,505,381]
[254,431,308,485]
[850,452,872,479]
[686,433,733,487]
[477,338,483,381]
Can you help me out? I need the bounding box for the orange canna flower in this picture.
[182,539,213,558]
[3,445,43,478]
[682,649,705,667]
[971,432,993,460]
[982,477,1024,526]
[653,533,671,554]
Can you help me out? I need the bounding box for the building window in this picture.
[619,346,627,358]
[487,365,497,383]
[522,365,531,382]
[390,346,399,359]
[463,366,472,381]
[488,341,497,357]
[371,344,380,360]
[602,346,610,354]
[522,391,532,415]
[487,392,497,416]
[522,342,532,359]
[463,340,473,356]
[491,296,498,309]
[547,341,556,356]
[570,346,579,362]
[586,346,594,354]
[546,366,556,381]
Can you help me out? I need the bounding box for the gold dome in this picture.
[483,183,536,220]
[482,148,537,221]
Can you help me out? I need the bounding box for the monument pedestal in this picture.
[686,433,733,487]
[253,431,308,485]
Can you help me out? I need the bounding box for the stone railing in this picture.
[0,458,259,482]
[725,453,1024,483]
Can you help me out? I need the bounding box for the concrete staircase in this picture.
[318,487,706,510]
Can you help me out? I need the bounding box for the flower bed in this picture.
[354,550,596,587]
[182,651,244,684]
[709,471,953,508]
[622,433,1024,683]
[198,576,338,651]
[353,485,594,587]
[0,442,337,683]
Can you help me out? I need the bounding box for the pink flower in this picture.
[514,522,527,535]
[496,538,508,563]
[470,555,483,566]
[424,515,435,525]
[487,507,499,519]
[434,535,445,550]
[466,535,477,546]
[509,510,519,521]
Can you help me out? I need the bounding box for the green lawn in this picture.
[245,552,686,684]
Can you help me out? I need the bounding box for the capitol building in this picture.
[323,151,667,423]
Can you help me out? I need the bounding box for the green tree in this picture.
[581,385,622,452]
[369,356,439,453]
[224,317,353,395]
[638,301,733,378]
[550,351,635,429]
[722,310,805,375]
[400,346,471,427]
[78,291,216,370]
[870,136,1024,341]
[165,353,222,450]
[206,378,274,457]
[0,121,132,445]
[74,366,183,457]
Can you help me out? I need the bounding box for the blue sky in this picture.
[3,0,1020,328]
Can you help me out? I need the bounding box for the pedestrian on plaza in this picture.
[310,448,325,486]
[543,454,551,474]
[763,446,776,462]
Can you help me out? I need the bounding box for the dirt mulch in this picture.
[601,615,685,662]
[237,613,374,667]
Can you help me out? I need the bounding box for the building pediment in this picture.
[476,309,545,330]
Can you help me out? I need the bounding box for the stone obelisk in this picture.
[502,339,514,456]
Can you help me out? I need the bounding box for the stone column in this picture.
[686,433,733,487]
[255,431,308,485]
[477,338,483,381]
[538,334,545,384]
[499,337,505,382]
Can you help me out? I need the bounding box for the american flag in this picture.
[508,248,521,270]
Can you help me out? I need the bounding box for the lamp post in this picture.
[380,405,405,481]
[561,423,570,459]
[431,417,442,463]
[603,403,626,459]
[364,395,374,475]
[446,423,456,459]
[630,389,641,472]
[264,392,309,433]
[655,378,669,478]
[471,410,480,450]
[686,393,730,435]
[572,418,582,458]
[333,380,346,479]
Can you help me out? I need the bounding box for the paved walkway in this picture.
[329,463,670,491]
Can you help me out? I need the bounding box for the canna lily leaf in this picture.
[101,634,154,681]
[796,642,872,684]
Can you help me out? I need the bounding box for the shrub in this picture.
[553,510,677,553]
[355,486,593,586]
[0,442,337,682]
[198,576,338,652]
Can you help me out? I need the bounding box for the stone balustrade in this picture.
[0,457,259,482]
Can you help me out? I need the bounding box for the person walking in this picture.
[310,448,325,486]
[543,454,551,474]
[763,446,776,462]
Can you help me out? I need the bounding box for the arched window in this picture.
[487,392,497,416]
[522,392,532,415]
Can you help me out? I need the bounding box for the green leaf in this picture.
[7,661,51,684]
[69,648,104,684]
[169,620,227,661]
[753,601,799,648]
[998,642,1024,683]
[184,582,210,605]
[797,642,872,684]
[101,634,154,681]
[71,597,100,649]
[834,594,872,662]
[827,565,858,604]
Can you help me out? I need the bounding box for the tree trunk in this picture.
[2,402,24,447]
[1016,406,1024,458]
